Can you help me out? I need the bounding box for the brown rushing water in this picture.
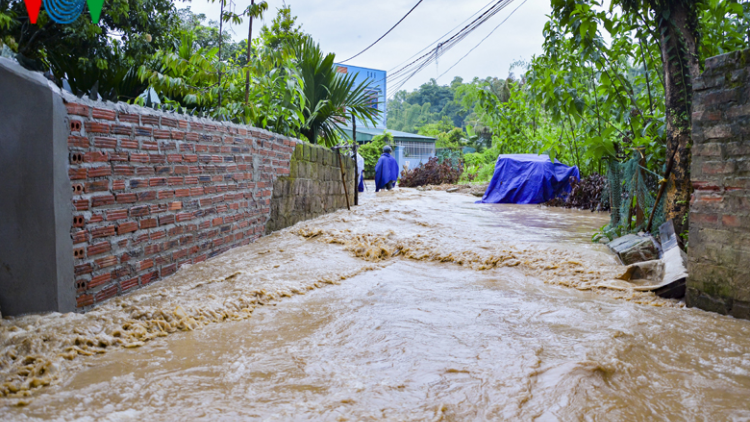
[2,187,750,421]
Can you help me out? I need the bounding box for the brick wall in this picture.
[61,95,350,310]
[267,143,355,233]
[688,48,750,319]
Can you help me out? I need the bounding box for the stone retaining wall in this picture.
[688,48,750,319]
[267,144,355,233]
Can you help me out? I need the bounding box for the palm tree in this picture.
[295,37,381,146]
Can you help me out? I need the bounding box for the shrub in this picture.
[359,132,393,177]
[473,163,496,183]
[546,174,609,211]
[463,152,484,167]
[399,157,463,187]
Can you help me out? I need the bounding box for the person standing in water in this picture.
[357,151,365,193]
[375,145,399,192]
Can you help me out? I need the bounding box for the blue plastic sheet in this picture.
[476,154,580,204]
[375,153,399,192]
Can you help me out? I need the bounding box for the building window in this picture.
[398,141,435,158]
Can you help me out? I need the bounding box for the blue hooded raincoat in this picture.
[375,153,399,192]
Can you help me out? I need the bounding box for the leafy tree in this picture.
[387,76,473,132]
[454,0,747,237]
[0,0,180,99]
[418,118,465,150]
[296,36,380,146]
[544,0,748,237]
[139,6,305,134]
[259,5,306,51]
[241,0,268,106]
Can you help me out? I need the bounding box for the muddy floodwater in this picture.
[2,188,750,421]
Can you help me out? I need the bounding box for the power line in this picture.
[388,0,510,79]
[389,0,514,84]
[339,0,425,64]
[436,0,528,81]
[385,0,518,96]
[385,0,498,73]
[344,0,505,95]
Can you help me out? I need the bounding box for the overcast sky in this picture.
[186,0,552,95]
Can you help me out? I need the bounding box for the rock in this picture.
[617,259,665,286]
[470,184,488,197]
[446,187,459,193]
[607,234,660,265]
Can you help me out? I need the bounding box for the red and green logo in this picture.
[23,0,105,25]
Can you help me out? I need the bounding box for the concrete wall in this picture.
[0,61,356,315]
[688,48,750,319]
[267,144,355,233]
[0,58,75,316]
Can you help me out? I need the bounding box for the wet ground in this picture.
[2,186,750,421]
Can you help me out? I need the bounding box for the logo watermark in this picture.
[24,0,104,24]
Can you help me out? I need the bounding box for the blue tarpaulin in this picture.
[476,154,580,204]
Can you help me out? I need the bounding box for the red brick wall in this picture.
[64,100,296,309]
[688,48,750,319]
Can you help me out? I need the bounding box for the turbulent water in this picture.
[2,187,750,421]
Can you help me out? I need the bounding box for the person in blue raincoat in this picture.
[375,145,399,192]
[357,151,365,193]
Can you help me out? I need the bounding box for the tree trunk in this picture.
[244,0,255,107]
[217,0,225,112]
[654,0,699,239]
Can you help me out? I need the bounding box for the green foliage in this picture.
[176,8,239,61]
[259,5,305,51]
[0,0,180,98]
[139,5,377,144]
[463,152,486,168]
[387,77,472,132]
[455,0,748,182]
[460,160,496,184]
[593,223,626,243]
[359,132,392,175]
[387,75,513,143]
[418,118,464,150]
[449,0,750,190]
[699,0,750,58]
[296,37,380,146]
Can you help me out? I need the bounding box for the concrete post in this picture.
[0,58,75,315]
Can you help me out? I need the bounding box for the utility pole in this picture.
[244,0,255,107]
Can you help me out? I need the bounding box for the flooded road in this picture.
[2,188,750,421]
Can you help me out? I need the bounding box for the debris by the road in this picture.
[608,221,687,299]
[607,234,660,265]
[655,220,688,298]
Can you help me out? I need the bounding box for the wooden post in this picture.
[352,113,358,206]
[337,150,351,211]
